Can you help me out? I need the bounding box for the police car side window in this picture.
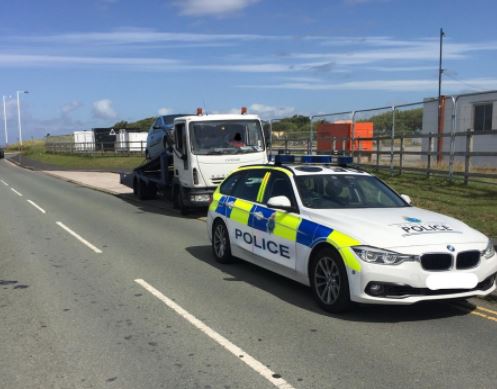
[231,170,266,202]
[263,171,297,209]
[220,172,241,195]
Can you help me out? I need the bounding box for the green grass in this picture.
[375,171,497,238]
[18,141,145,171]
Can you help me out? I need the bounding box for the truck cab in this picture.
[171,112,267,211]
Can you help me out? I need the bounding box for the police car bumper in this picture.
[347,250,497,305]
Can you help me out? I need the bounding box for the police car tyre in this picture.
[310,247,351,313]
[212,220,234,264]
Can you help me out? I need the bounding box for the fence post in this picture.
[375,136,379,170]
[399,135,404,175]
[357,138,362,164]
[427,133,433,177]
[464,130,473,185]
[284,136,288,154]
[332,136,336,154]
[390,106,395,175]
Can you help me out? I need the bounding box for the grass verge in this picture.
[375,171,497,238]
[13,140,145,171]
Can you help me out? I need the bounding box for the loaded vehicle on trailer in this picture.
[121,108,268,213]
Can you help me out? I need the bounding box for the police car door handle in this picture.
[226,201,235,209]
[252,211,264,220]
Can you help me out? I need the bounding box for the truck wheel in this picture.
[212,220,233,264]
[136,179,156,200]
[175,185,189,215]
[172,185,179,208]
[136,179,147,200]
[310,247,352,313]
[146,182,157,199]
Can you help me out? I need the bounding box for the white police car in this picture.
[207,155,497,312]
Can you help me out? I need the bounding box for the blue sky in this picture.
[1,0,497,142]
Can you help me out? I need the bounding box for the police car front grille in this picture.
[456,251,480,269]
[420,253,452,271]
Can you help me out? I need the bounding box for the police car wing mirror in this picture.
[400,194,412,205]
[267,195,292,211]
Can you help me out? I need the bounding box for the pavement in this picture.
[2,157,497,388]
[43,170,133,195]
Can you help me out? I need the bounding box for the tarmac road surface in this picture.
[1,158,497,389]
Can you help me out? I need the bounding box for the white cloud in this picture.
[239,78,497,93]
[241,103,296,119]
[174,0,260,16]
[92,99,117,119]
[0,54,180,67]
[158,107,173,115]
[61,100,83,114]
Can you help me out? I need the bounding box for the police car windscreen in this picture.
[190,120,265,155]
[295,174,407,209]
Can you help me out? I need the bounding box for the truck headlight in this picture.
[352,246,418,265]
[482,240,496,260]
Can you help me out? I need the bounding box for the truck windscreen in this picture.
[189,120,265,155]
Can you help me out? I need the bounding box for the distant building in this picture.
[422,90,497,167]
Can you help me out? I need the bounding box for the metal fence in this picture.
[271,95,497,184]
[272,130,497,184]
[46,141,147,156]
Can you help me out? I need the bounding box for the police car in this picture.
[206,155,497,312]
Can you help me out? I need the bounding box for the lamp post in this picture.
[2,95,9,146]
[16,90,29,147]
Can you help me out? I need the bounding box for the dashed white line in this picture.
[27,200,46,214]
[135,279,295,389]
[0,179,8,186]
[11,187,22,196]
[56,221,102,254]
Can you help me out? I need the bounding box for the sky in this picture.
[1,0,497,143]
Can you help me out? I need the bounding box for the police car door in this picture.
[227,169,268,257]
[254,170,300,270]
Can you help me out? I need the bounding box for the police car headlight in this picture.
[352,246,418,265]
[482,240,496,260]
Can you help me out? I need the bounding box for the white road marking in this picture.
[135,279,295,389]
[11,187,22,196]
[56,221,102,254]
[27,200,46,214]
[1,179,8,186]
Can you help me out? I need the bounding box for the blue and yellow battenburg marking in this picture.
[210,188,362,272]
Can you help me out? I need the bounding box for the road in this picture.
[1,158,497,389]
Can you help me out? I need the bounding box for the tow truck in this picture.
[121,108,268,213]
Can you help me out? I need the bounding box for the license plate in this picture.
[426,273,478,290]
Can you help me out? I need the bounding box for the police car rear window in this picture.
[220,172,241,195]
[231,170,267,202]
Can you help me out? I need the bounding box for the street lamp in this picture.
[16,90,29,147]
[2,95,10,146]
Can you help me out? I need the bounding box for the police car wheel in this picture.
[310,248,351,313]
[212,220,233,264]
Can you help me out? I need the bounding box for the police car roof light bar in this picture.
[273,154,352,166]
